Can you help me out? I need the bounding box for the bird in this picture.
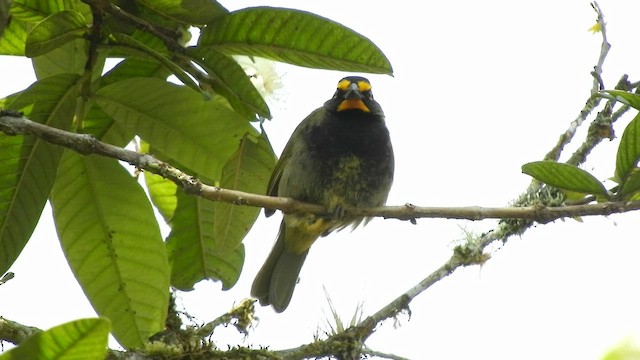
[250,76,394,312]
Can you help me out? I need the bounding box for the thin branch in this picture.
[195,299,256,338]
[0,272,14,286]
[82,0,184,53]
[543,1,610,163]
[0,315,286,360]
[2,112,640,225]
[362,348,411,360]
[591,1,610,94]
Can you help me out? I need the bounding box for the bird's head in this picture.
[325,76,383,115]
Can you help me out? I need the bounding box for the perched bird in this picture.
[251,76,394,312]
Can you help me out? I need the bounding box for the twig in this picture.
[543,1,610,163]
[591,1,610,95]
[362,348,411,360]
[0,272,13,286]
[196,299,256,338]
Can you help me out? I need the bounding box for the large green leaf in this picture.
[137,0,228,25]
[107,34,200,91]
[140,142,178,224]
[11,0,76,23]
[522,161,608,197]
[108,33,201,93]
[199,7,393,74]
[25,10,87,57]
[82,105,134,146]
[32,38,87,78]
[214,133,275,251]
[93,78,256,179]
[618,167,640,199]
[615,111,640,183]
[100,58,171,86]
[144,171,178,224]
[188,46,271,119]
[0,73,80,274]
[167,190,245,290]
[0,19,28,55]
[50,153,169,349]
[166,133,274,290]
[0,318,110,360]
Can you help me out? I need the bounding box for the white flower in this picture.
[233,56,283,106]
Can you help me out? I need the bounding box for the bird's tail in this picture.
[251,221,309,312]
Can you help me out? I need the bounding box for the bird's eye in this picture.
[365,91,374,99]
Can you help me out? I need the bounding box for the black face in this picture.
[324,76,383,115]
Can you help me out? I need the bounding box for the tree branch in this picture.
[0,317,40,346]
[544,1,612,164]
[1,111,640,225]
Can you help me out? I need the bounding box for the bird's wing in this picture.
[266,144,290,198]
[264,137,293,217]
[265,107,323,216]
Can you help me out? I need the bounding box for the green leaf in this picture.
[0,19,28,55]
[0,0,9,37]
[214,133,275,251]
[188,46,271,119]
[167,133,274,290]
[94,78,256,179]
[25,10,87,57]
[82,105,134,146]
[140,142,178,223]
[0,318,110,360]
[615,111,640,183]
[144,171,178,224]
[138,0,228,25]
[199,7,393,74]
[602,90,640,111]
[50,153,169,349]
[619,167,640,198]
[32,38,87,78]
[109,33,200,93]
[522,161,608,197]
[0,73,80,274]
[101,58,171,86]
[11,0,75,23]
[167,190,245,290]
[0,92,20,108]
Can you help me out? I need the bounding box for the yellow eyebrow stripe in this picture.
[336,79,372,92]
[356,80,371,92]
[337,79,351,91]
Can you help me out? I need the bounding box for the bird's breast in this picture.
[290,115,394,209]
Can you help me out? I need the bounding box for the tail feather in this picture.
[250,227,284,306]
[251,222,309,312]
[269,247,308,312]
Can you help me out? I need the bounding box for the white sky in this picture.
[2,1,640,359]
